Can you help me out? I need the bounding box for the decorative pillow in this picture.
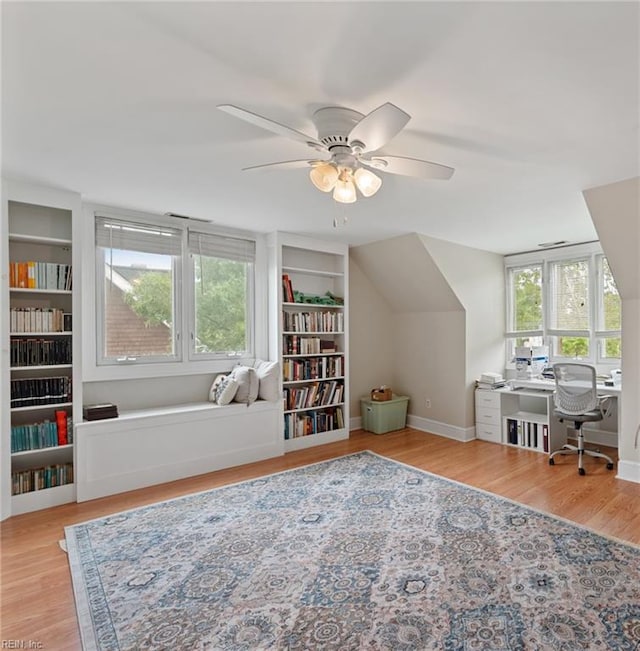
[208,374,226,402]
[253,359,280,402]
[230,365,259,405]
[209,374,238,406]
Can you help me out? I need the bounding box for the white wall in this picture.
[419,235,505,425]
[584,176,640,481]
[391,310,467,427]
[349,233,504,432]
[348,257,394,417]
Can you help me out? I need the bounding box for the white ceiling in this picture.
[2,1,638,254]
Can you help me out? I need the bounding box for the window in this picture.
[94,213,258,370]
[505,264,543,360]
[548,258,590,358]
[597,257,621,360]
[96,216,182,365]
[504,243,621,367]
[188,230,255,359]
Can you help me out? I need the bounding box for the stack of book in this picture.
[83,403,118,421]
[476,372,506,390]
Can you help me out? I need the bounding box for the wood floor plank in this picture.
[1,428,638,649]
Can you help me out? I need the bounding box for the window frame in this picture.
[95,215,183,367]
[83,205,265,382]
[504,242,621,370]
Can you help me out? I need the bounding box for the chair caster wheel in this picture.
[607,463,614,470]
[579,468,586,476]
[549,458,555,465]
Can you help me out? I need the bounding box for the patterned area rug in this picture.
[65,451,640,650]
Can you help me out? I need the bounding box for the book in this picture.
[55,410,68,445]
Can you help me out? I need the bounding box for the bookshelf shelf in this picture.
[283,331,344,335]
[284,401,345,415]
[11,364,73,371]
[11,443,74,458]
[282,265,343,278]
[268,233,349,447]
[2,185,81,518]
[284,376,345,386]
[283,302,343,309]
[9,232,72,246]
[10,331,72,336]
[11,482,76,516]
[9,288,72,295]
[10,402,73,413]
[283,352,343,359]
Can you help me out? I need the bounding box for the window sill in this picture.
[82,356,255,382]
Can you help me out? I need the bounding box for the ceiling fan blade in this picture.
[242,159,324,172]
[348,103,411,153]
[363,155,455,180]
[218,105,323,150]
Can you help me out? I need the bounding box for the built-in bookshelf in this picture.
[268,233,349,451]
[1,182,81,517]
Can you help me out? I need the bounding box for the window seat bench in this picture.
[75,400,283,502]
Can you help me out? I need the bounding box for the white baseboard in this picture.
[616,460,640,484]
[407,414,476,442]
[351,413,473,442]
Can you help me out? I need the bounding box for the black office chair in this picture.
[548,363,615,475]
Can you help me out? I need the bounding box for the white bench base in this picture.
[75,401,283,502]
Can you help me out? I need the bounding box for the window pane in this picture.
[193,255,250,355]
[600,337,621,359]
[103,249,176,359]
[602,258,621,331]
[510,266,542,331]
[552,336,589,359]
[550,260,589,330]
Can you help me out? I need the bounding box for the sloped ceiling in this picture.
[350,234,463,313]
[583,176,640,300]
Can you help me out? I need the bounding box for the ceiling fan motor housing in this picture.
[312,107,364,149]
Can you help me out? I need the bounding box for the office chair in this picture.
[549,363,615,475]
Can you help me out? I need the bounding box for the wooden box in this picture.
[371,387,393,402]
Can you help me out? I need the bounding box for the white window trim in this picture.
[504,241,621,370]
[82,204,268,381]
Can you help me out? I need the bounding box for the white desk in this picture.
[499,379,621,449]
[509,377,622,398]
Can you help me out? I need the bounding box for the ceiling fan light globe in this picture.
[309,163,338,192]
[354,168,382,197]
[333,178,357,203]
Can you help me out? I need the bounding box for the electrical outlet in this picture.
[425,398,431,408]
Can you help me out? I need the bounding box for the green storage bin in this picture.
[361,395,409,434]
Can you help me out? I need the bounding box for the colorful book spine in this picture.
[55,410,68,445]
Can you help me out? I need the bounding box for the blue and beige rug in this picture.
[65,451,640,650]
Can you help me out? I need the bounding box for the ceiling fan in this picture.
[218,102,454,203]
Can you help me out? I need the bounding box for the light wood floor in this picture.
[2,428,639,649]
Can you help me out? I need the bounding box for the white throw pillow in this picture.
[231,365,259,405]
[209,374,238,406]
[253,359,280,402]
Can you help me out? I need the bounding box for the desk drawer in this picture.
[476,423,502,443]
[476,406,501,426]
[475,390,501,409]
